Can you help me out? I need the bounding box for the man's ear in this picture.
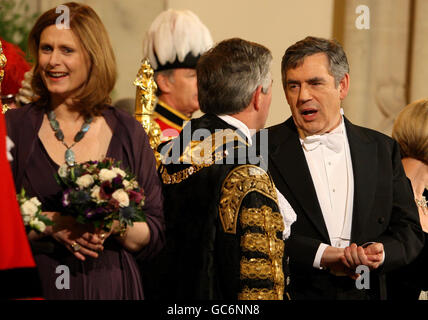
[252,85,263,112]
[339,73,350,100]
[156,73,173,94]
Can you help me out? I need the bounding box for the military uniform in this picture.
[142,114,287,300]
[152,100,189,142]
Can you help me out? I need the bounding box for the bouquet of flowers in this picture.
[55,158,146,233]
[17,188,53,233]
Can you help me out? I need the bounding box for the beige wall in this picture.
[33,0,334,128]
[341,0,412,135]
[168,0,334,127]
[18,1,428,134]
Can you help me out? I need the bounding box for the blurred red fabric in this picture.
[0,38,31,97]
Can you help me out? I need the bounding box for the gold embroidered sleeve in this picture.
[218,165,285,300]
[239,206,285,300]
[219,165,277,235]
[238,287,282,300]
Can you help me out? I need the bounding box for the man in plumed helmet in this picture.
[142,9,213,142]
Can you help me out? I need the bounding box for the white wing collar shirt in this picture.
[218,114,297,240]
[300,110,355,269]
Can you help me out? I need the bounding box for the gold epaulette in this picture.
[219,165,277,235]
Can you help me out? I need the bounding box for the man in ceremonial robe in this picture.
[142,38,295,300]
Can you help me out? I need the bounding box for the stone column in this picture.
[409,0,428,103]
[341,0,411,135]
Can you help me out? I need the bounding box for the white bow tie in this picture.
[302,132,344,153]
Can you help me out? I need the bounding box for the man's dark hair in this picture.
[281,36,349,88]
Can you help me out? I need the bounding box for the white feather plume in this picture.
[142,9,213,70]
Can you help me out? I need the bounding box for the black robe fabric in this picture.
[142,113,287,300]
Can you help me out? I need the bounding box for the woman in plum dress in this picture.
[5,2,164,299]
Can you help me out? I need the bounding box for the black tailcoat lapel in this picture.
[344,118,378,244]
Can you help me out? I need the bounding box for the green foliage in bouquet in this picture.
[0,0,39,57]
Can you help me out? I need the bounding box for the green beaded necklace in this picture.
[47,110,93,166]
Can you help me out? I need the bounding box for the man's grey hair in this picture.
[197,38,272,115]
[281,36,349,88]
[154,69,175,96]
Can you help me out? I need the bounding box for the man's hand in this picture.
[321,246,358,280]
[341,242,384,271]
[363,242,384,269]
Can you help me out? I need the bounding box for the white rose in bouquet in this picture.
[112,189,130,208]
[122,179,132,191]
[29,197,42,207]
[17,189,52,233]
[112,167,126,178]
[21,212,32,224]
[76,174,95,189]
[99,168,117,182]
[90,185,105,203]
[29,218,46,233]
[20,200,38,219]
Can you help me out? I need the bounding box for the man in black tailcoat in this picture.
[267,36,423,300]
